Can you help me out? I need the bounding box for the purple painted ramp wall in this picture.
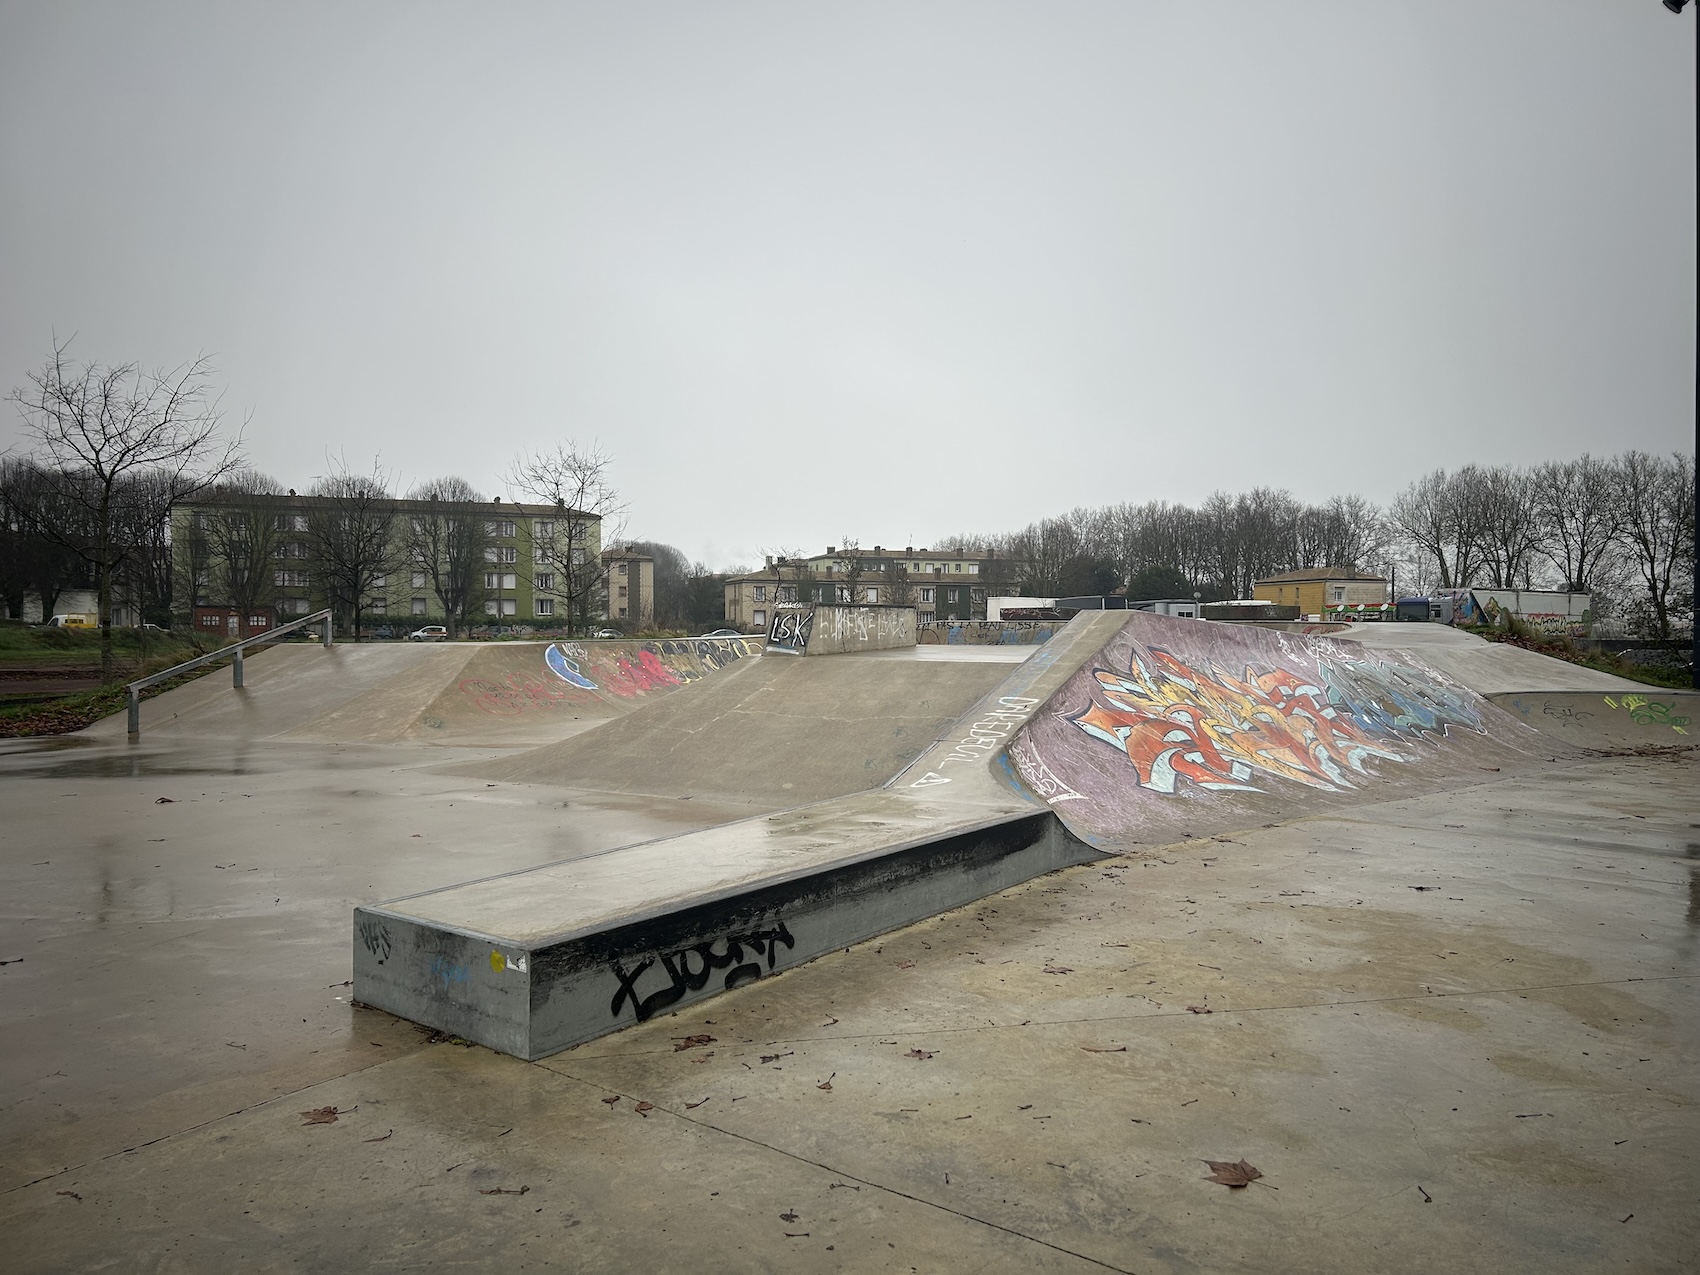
[1003,612,1541,849]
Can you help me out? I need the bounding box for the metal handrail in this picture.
[126,609,334,740]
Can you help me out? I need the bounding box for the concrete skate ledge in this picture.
[353,800,1097,1059]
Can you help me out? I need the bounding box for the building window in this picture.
[971,588,984,604]
[411,598,427,615]
[411,572,426,589]
[534,520,553,538]
[754,585,766,602]
[618,561,628,576]
[778,585,795,604]
[618,585,628,598]
[948,588,960,603]
[371,574,386,590]
[535,598,554,617]
[919,610,935,623]
[535,545,552,562]
[368,598,387,614]
[485,519,516,538]
[534,572,553,591]
[274,569,310,588]
[248,615,269,628]
[919,587,934,603]
[484,599,517,617]
[836,585,852,602]
[866,587,879,603]
[753,609,767,627]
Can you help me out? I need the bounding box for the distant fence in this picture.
[918,620,1057,646]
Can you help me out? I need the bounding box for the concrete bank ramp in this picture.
[464,650,1014,806]
[1329,622,1648,695]
[400,637,761,746]
[89,636,761,746]
[1000,611,1546,851]
[1488,689,1698,749]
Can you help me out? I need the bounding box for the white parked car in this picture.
[407,625,449,641]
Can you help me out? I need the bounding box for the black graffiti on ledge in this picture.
[608,922,797,1022]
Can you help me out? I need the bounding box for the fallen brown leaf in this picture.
[300,1106,345,1125]
[673,1034,716,1051]
[154,796,174,804]
[896,960,916,969]
[600,1095,620,1106]
[56,1190,81,1201]
[759,1051,793,1064]
[1185,1006,1212,1014]
[478,1185,530,1196]
[1043,966,1073,975]
[906,1049,935,1060]
[1082,1045,1128,1053]
[362,1130,394,1143]
[780,1210,800,1223]
[684,1098,710,1110]
[816,1074,835,1091]
[633,1101,654,1115]
[1202,1158,1262,1188]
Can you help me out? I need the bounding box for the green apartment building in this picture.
[172,492,603,636]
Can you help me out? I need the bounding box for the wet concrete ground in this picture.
[0,737,1696,1271]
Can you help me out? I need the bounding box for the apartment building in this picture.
[722,544,1024,633]
[172,492,603,631]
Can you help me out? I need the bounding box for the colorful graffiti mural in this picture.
[1061,645,1488,796]
[464,638,759,718]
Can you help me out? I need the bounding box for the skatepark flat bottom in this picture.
[1,741,1694,1273]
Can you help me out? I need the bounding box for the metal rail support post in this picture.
[233,648,244,688]
[127,687,141,742]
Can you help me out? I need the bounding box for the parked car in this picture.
[591,628,621,639]
[697,628,742,638]
[407,625,449,641]
[48,613,98,628]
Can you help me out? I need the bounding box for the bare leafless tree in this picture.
[506,443,624,636]
[1615,451,1695,641]
[306,458,397,640]
[406,476,490,637]
[1531,455,1623,593]
[7,341,242,680]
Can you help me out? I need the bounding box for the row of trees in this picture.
[937,451,1694,639]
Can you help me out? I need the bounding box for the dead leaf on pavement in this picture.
[780,1210,799,1223]
[1186,1005,1212,1014]
[600,1095,620,1106]
[816,1074,835,1091]
[906,1049,935,1060]
[362,1130,394,1143]
[154,797,175,803]
[479,1186,530,1196]
[685,1098,710,1110]
[300,1106,349,1125]
[673,1034,716,1051]
[896,960,916,969]
[1083,1045,1127,1053]
[1202,1158,1263,1188]
[760,1051,793,1064]
[56,1190,81,1201]
[1043,966,1073,975]
[633,1101,654,1115]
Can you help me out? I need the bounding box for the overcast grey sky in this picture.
[1,2,1692,569]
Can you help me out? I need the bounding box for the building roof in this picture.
[1254,567,1386,585]
[179,492,597,519]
